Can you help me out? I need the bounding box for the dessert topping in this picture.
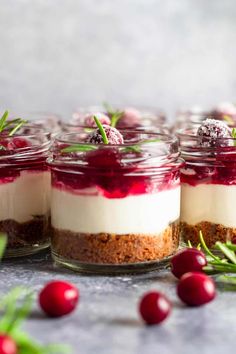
[87,116,124,145]
[197,118,232,147]
[84,112,111,127]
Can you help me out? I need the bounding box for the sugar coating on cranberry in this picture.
[177,272,216,306]
[84,113,111,127]
[139,291,172,325]
[197,118,232,147]
[39,280,79,317]
[117,108,141,128]
[171,248,207,279]
[88,125,124,144]
[0,335,17,354]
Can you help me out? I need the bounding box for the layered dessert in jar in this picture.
[62,104,168,133]
[178,118,236,247]
[48,117,182,273]
[0,111,51,257]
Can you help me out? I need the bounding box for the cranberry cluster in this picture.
[139,248,216,325]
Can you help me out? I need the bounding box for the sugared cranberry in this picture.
[197,118,232,147]
[39,280,79,317]
[177,272,216,306]
[88,125,124,145]
[117,108,141,128]
[0,335,17,354]
[139,291,172,325]
[171,248,207,279]
[84,112,111,127]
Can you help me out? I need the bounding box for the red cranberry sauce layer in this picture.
[0,136,49,184]
[51,150,180,199]
[181,148,236,186]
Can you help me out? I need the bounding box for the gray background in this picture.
[0,0,236,120]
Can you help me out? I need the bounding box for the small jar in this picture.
[48,130,183,273]
[178,127,236,247]
[0,128,51,257]
[62,106,169,133]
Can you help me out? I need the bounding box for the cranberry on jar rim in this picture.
[47,124,183,274]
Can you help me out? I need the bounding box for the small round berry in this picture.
[7,137,30,150]
[139,291,172,325]
[117,108,141,128]
[197,118,232,147]
[177,272,216,306]
[39,280,79,317]
[171,248,207,279]
[84,113,111,127]
[0,335,17,354]
[88,125,124,145]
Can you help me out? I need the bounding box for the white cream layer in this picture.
[181,183,236,227]
[0,171,51,223]
[51,187,180,234]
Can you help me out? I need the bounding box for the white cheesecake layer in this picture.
[181,183,236,227]
[0,171,51,223]
[51,186,180,234]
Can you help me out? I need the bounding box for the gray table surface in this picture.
[0,251,235,354]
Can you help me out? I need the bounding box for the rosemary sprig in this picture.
[0,233,7,260]
[103,102,123,127]
[61,144,96,153]
[0,110,27,138]
[94,116,109,144]
[231,127,236,146]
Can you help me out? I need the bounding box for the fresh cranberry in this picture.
[84,112,111,127]
[177,272,216,306]
[232,236,236,245]
[139,291,172,325]
[197,118,232,147]
[7,137,30,150]
[117,108,141,128]
[39,280,79,317]
[0,335,17,354]
[88,125,124,145]
[171,248,207,279]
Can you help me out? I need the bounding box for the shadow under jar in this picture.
[178,127,236,248]
[48,130,183,274]
[0,128,51,257]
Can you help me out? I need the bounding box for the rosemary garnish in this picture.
[0,233,7,260]
[94,116,109,144]
[231,127,236,146]
[103,102,123,127]
[0,111,27,136]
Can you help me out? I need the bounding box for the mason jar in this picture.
[178,126,236,247]
[0,128,51,257]
[48,130,183,273]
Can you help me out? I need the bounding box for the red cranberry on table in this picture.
[171,248,207,279]
[0,335,17,354]
[84,113,111,127]
[177,272,216,306]
[139,291,172,325]
[88,125,124,145]
[39,280,79,317]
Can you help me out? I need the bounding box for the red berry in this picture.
[7,137,30,150]
[0,335,17,354]
[116,108,141,128]
[88,125,124,145]
[171,248,207,279]
[177,272,216,306]
[139,291,172,325]
[39,281,79,317]
[197,118,232,147]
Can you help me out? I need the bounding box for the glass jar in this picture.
[62,106,169,133]
[0,128,51,257]
[178,127,236,247]
[48,130,183,274]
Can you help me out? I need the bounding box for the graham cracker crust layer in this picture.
[51,222,179,264]
[180,221,236,247]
